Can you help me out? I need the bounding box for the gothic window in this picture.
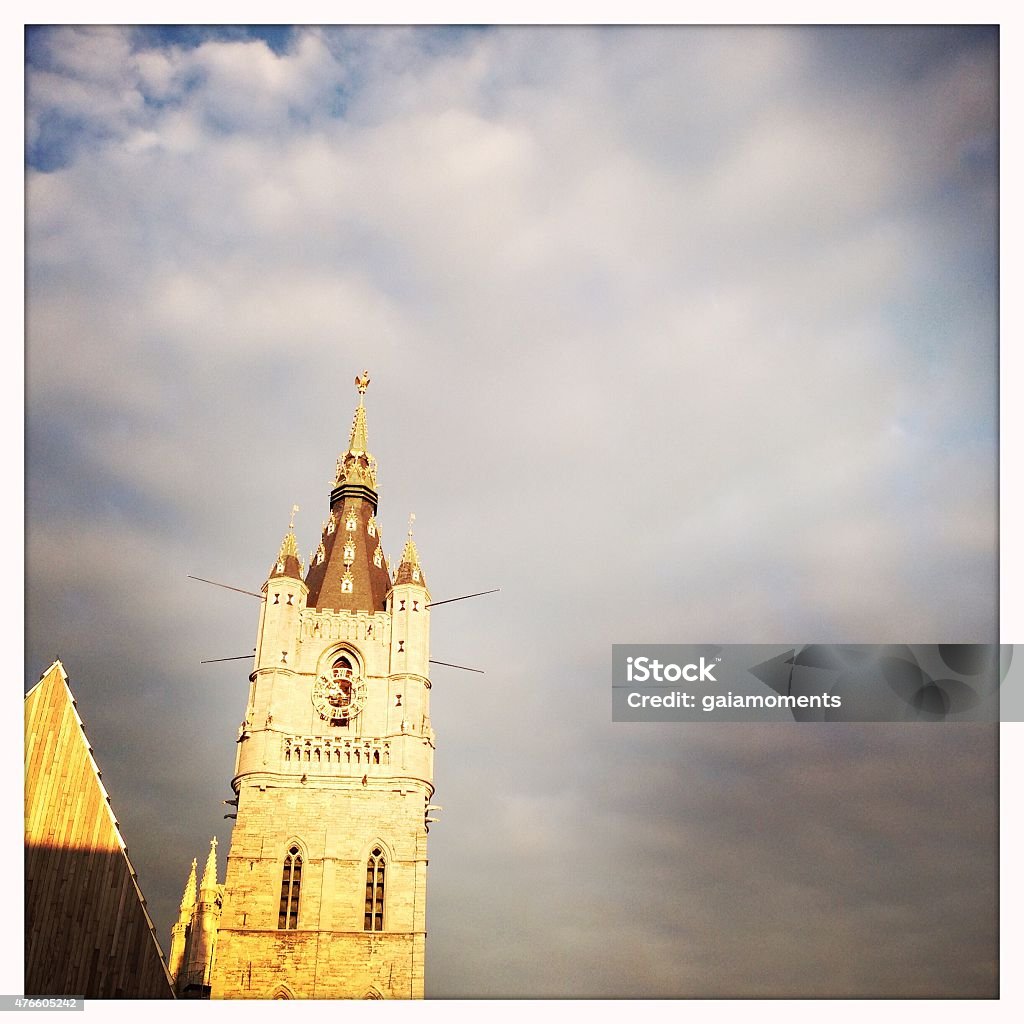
[341,572,354,594]
[343,539,356,563]
[346,514,357,532]
[364,847,386,931]
[327,515,336,535]
[373,547,383,568]
[278,846,302,929]
[367,518,377,537]
[412,568,420,581]
[316,542,325,565]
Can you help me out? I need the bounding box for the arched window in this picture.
[278,846,302,929]
[364,847,386,931]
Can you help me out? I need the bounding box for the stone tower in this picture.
[208,374,434,999]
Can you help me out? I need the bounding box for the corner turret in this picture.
[167,858,197,989]
[175,839,223,998]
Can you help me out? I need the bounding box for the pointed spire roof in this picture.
[393,513,428,589]
[348,396,369,455]
[331,371,379,502]
[269,505,304,581]
[180,858,197,911]
[200,837,218,891]
[305,373,392,612]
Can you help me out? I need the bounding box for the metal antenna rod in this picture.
[188,575,266,600]
[429,659,485,674]
[200,654,255,664]
[425,588,500,609]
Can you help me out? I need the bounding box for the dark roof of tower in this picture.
[393,527,428,591]
[305,497,392,612]
[268,525,304,582]
[304,374,392,612]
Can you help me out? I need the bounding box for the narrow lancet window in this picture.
[364,847,386,931]
[278,846,302,929]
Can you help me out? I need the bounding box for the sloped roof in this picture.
[24,661,174,999]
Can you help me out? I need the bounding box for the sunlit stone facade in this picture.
[180,375,435,999]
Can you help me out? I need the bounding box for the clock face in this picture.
[313,663,367,723]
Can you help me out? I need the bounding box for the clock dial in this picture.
[313,657,367,723]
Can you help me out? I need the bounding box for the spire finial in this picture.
[289,504,299,530]
[346,377,371,458]
[408,512,416,537]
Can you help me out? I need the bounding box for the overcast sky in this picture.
[24,25,998,998]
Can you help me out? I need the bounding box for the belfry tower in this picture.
[208,374,434,999]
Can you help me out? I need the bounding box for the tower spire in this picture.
[270,506,304,580]
[394,512,427,588]
[306,372,392,612]
[348,371,370,455]
[333,372,378,498]
[180,858,197,912]
[200,837,218,892]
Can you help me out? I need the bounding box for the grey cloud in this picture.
[26,25,997,998]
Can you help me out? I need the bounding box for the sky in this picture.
[22,24,1000,999]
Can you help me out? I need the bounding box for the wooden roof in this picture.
[24,661,174,999]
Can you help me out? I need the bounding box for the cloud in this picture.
[25,25,998,997]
